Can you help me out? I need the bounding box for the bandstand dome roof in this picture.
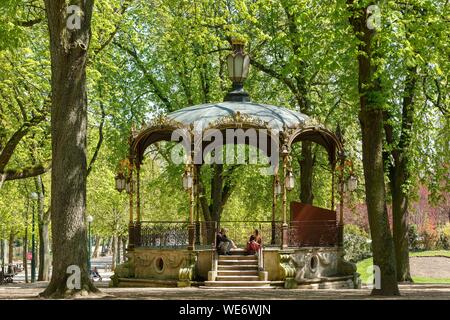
[131,101,343,165]
[166,101,309,131]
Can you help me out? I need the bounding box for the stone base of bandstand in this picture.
[110,246,360,289]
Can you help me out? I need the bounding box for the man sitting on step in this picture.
[216,228,237,255]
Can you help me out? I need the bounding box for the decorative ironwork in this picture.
[133,220,339,249]
[139,222,190,248]
[138,221,217,249]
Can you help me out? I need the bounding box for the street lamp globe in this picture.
[285,170,295,191]
[115,172,126,192]
[227,40,250,84]
[224,39,251,102]
[87,215,94,223]
[346,175,358,192]
[125,178,135,194]
[182,170,193,191]
[275,179,282,196]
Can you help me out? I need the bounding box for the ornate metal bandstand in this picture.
[111,41,359,289]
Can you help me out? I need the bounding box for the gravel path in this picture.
[410,256,450,278]
[1,282,450,300]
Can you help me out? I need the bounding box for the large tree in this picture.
[347,0,399,295]
[41,0,97,297]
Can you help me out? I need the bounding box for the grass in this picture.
[410,250,450,258]
[412,277,450,284]
[356,250,450,284]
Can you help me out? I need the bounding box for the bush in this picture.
[408,224,421,251]
[343,224,372,263]
[437,223,450,250]
[421,223,439,250]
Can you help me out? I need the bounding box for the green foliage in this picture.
[343,224,372,263]
[408,224,421,251]
[0,0,448,251]
[436,223,450,250]
[421,222,439,251]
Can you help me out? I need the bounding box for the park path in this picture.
[0,283,450,300]
[410,257,450,278]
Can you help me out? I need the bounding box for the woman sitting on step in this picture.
[246,229,262,255]
[216,228,237,255]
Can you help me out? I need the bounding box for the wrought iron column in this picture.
[271,174,277,245]
[195,165,201,246]
[135,163,141,247]
[338,155,345,247]
[331,161,336,211]
[188,163,195,251]
[281,151,289,249]
[128,159,135,250]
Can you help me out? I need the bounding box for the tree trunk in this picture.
[8,232,13,267]
[107,237,113,255]
[92,236,101,258]
[360,110,399,295]
[41,0,97,298]
[111,236,117,271]
[391,168,412,282]
[116,236,121,265]
[22,232,28,283]
[385,67,417,282]
[122,237,127,262]
[300,141,314,204]
[38,211,51,282]
[35,175,51,281]
[0,239,4,272]
[348,2,399,296]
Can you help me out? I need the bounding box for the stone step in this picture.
[218,260,258,265]
[204,281,271,287]
[200,286,275,290]
[217,270,259,276]
[200,286,274,290]
[217,265,259,271]
[216,276,260,281]
[228,249,248,256]
[218,255,257,260]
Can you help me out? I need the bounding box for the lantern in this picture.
[347,175,358,192]
[275,178,282,196]
[86,215,94,223]
[182,170,193,191]
[285,170,295,191]
[125,178,134,194]
[227,40,250,84]
[115,173,126,193]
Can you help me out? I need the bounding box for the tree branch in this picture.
[1,164,51,183]
[0,112,46,172]
[114,41,174,111]
[87,99,106,176]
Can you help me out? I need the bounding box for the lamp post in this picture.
[115,158,135,250]
[224,39,251,102]
[87,215,94,273]
[30,192,38,283]
[183,165,195,250]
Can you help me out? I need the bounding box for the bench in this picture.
[0,271,14,284]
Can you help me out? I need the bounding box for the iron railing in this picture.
[136,221,217,249]
[131,220,340,249]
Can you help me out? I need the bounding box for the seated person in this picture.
[253,229,262,245]
[216,228,236,255]
[246,234,261,255]
[90,267,102,281]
